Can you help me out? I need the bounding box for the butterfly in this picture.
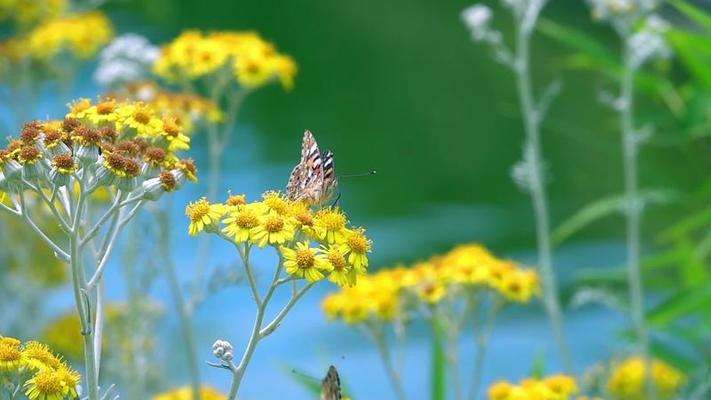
[320,365,342,400]
[286,130,338,205]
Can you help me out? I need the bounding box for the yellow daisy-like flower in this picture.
[122,103,161,137]
[250,213,295,247]
[314,208,348,244]
[261,191,290,215]
[281,241,330,282]
[225,194,247,208]
[161,117,190,151]
[24,368,66,400]
[22,341,63,371]
[607,357,684,400]
[323,244,355,287]
[152,385,227,400]
[343,228,371,272]
[186,198,226,236]
[0,336,22,372]
[222,203,261,243]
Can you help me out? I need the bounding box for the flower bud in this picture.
[212,339,234,362]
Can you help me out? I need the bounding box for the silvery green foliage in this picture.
[461,4,494,41]
[586,0,659,31]
[94,34,160,87]
[212,340,234,362]
[628,15,671,68]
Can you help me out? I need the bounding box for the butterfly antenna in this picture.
[290,368,320,382]
[340,170,377,179]
[331,192,342,208]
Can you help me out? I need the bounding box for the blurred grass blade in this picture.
[431,320,446,400]
[537,19,616,62]
[553,189,679,246]
[668,29,711,89]
[529,351,546,379]
[281,365,323,397]
[670,0,711,33]
[647,286,711,327]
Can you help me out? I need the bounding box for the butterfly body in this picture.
[286,130,338,205]
[320,365,342,400]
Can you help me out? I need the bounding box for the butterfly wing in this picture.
[321,150,339,203]
[320,365,342,400]
[287,130,327,203]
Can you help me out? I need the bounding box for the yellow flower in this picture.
[314,208,348,244]
[222,203,262,243]
[487,375,579,400]
[121,103,161,137]
[22,341,63,371]
[23,363,80,400]
[417,279,448,304]
[607,357,684,400]
[0,336,22,371]
[153,385,226,400]
[323,244,356,287]
[161,117,190,151]
[496,268,540,303]
[250,213,295,247]
[488,381,513,400]
[282,241,330,282]
[343,228,371,272]
[26,11,114,61]
[186,198,226,236]
[261,191,290,215]
[225,194,247,208]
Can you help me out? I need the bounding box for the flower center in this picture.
[187,201,210,222]
[96,100,115,115]
[346,233,368,254]
[33,369,64,394]
[327,251,346,271]
[264,216,284,233]
[296,213,313,226]
[296,249,315,268]
[320,211,345,231]
[133,109,152,124]
[235,212,258,228]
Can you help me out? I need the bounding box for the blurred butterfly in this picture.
[320,365,342,400]
[286,130,339,205]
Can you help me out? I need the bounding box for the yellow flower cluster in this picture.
[0,335,81,400]
[154,30,297,90]
[24,11,113,60]
[186,192,371,287]
[66,97,192,156]
[322,244,539,324]
[106,81,224,134]
[488,375,579,400]
[0,0,66,26]
[607,357,684,400]
[153,386,226,400]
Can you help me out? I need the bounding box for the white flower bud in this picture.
[461,4,493,41]
[212,339,234,361]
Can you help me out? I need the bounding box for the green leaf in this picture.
[537,19,617,63]
[282,365,323,396]
[647,285,711,327]
[668,29,711,90]
[669,0,711,33]
[529,351,546,379]
[553,190,679,246]
[431,320,446,400]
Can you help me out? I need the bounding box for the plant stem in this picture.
[469,297,502,400]
[513,14,571,372]
[68,179,100,400]
[620,39,654,399]
[370,324,406,400]
[157,208,202,400]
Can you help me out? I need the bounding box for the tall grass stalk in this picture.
[510,0,571,372]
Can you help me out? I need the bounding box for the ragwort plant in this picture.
[323,244,541,400]
[0,98,196,400]
[187,193,371,399]
[460,0,571,371]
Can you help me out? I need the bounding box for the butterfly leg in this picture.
[330,192,342,208]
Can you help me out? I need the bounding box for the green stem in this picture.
[68,174,100,400]
[513,15,571,372]
[469,297,502,400]
[158,209,202,400]
[370,323,406,400]
[620,38,654,399]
